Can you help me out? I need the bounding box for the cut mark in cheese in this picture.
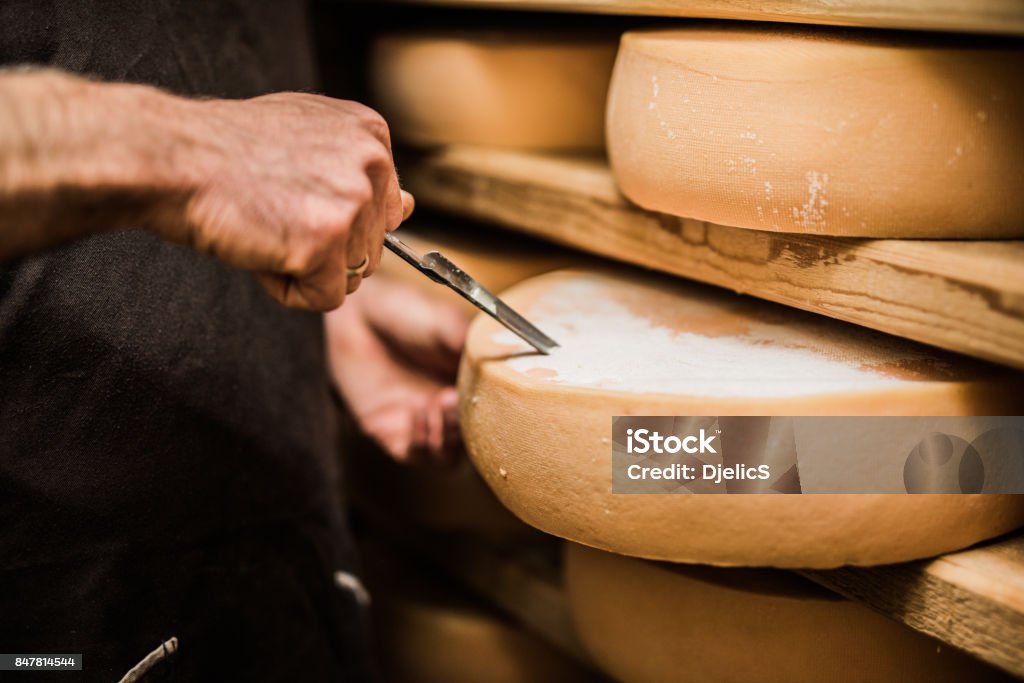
[491,274,955,397]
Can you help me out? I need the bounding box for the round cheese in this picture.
[607,28,1024,237]
[370,32,617,150]
[376,595,593,683]
[368,544,592,683]
[458,268,1024,567]
[565,542,1007,683]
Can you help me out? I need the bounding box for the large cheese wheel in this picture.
[348,221,591,540]
[607,28,1024,237]
[458,268,1024,567]
[370,32,617,150]
[564,543,1007,683]
[365,541,593,683]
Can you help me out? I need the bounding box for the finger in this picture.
[254,272,290,307]
[400,190,415,222]
[345,204,374,295]
[285,245,353,311]
[381,167,404,232]
[378,407,416,464]
[407,399,431,463]
[438,389,463,465]
[440,387,461,448]
[363,285,469,379]
[255,270,345,312]
[363,160,401,277]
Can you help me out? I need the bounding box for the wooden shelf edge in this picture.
[801,530,1024,678]
[360,0,1024,37]
[360,502,1024,677]
[401,145,1024,370]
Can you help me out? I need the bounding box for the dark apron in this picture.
[0,1,375,679]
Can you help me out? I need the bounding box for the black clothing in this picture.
[0,1,372,680]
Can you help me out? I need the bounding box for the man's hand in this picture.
[0,69,405,310]
[150,93,406,311]
[325,274,469,465]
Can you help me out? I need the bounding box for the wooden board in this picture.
[364,0,1024,37]
[400,146,1024,370]
[802,529,1024,679]
[367,510,1024,678]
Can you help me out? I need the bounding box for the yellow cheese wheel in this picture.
[348,221,592,540]
[607,28,1024,237]
[564,543,1007,683]
[376,594,594,683]
[458,268,1024,567]
[370,32,617,150]
[365,541,593,683]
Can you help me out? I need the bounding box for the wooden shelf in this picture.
[802,529,1024,679]
[364,0,1024,36]
[367,511,1024,678]
[401,145,1024,370]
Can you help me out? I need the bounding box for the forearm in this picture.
[0,68,405,311]
[0,68,197,259]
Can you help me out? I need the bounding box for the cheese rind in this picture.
[565,543,1006,683]
[458,269,1024,567]
[608,28,1024,237]
[371,32,617,150]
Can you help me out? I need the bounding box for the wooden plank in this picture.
[401,145,1024,369]
[364,0,1024,36]
[362,500,1024,676]
[802,530,1024,679]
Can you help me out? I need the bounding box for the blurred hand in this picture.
[149,93,405,311]
[325,274,469,464]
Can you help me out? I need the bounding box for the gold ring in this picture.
[346,255,370,278]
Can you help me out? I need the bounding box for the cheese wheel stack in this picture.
[370,32,617,150]
[458,268,1024,567]
[564,543,1007,683]
[607,28,1024,237]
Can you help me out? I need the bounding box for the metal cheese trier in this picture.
[384,232,558,355]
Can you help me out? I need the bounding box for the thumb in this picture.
[400,190,415,222]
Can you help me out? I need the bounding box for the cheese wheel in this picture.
[366,542,593,683]
[564,543,1007,683]
[377,596,593,683]
[370,32,617,150]
[349,221,592,540]
[458,268,1024,567]
[607,28,1024,237]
